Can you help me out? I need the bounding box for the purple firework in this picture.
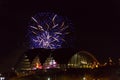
[28,12,72,49]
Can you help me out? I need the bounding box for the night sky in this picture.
[0,0,120,72]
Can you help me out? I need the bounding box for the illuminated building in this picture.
[15,49,100,71]
[15,54,31,71]
[43,56,59,69]
[31,56,42,70]
[68,51,99,69]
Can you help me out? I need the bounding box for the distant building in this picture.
[31,56,42,70]
[15,54,31,72]
[15,48,100,71]
[43,56,59,69]
[68,51,99,69]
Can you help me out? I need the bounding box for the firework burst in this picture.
[28,12,72,49]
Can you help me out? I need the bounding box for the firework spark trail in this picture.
[31,17,38,23]
[32,17,44,31]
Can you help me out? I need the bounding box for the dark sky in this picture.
[0,0,120,72]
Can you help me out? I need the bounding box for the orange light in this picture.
[36,63,42,69]
[36,63,39,68]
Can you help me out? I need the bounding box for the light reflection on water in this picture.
[18,74,120,80]
[39,74,120,80]
[22,74,112,80]
[18,70,120,80]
